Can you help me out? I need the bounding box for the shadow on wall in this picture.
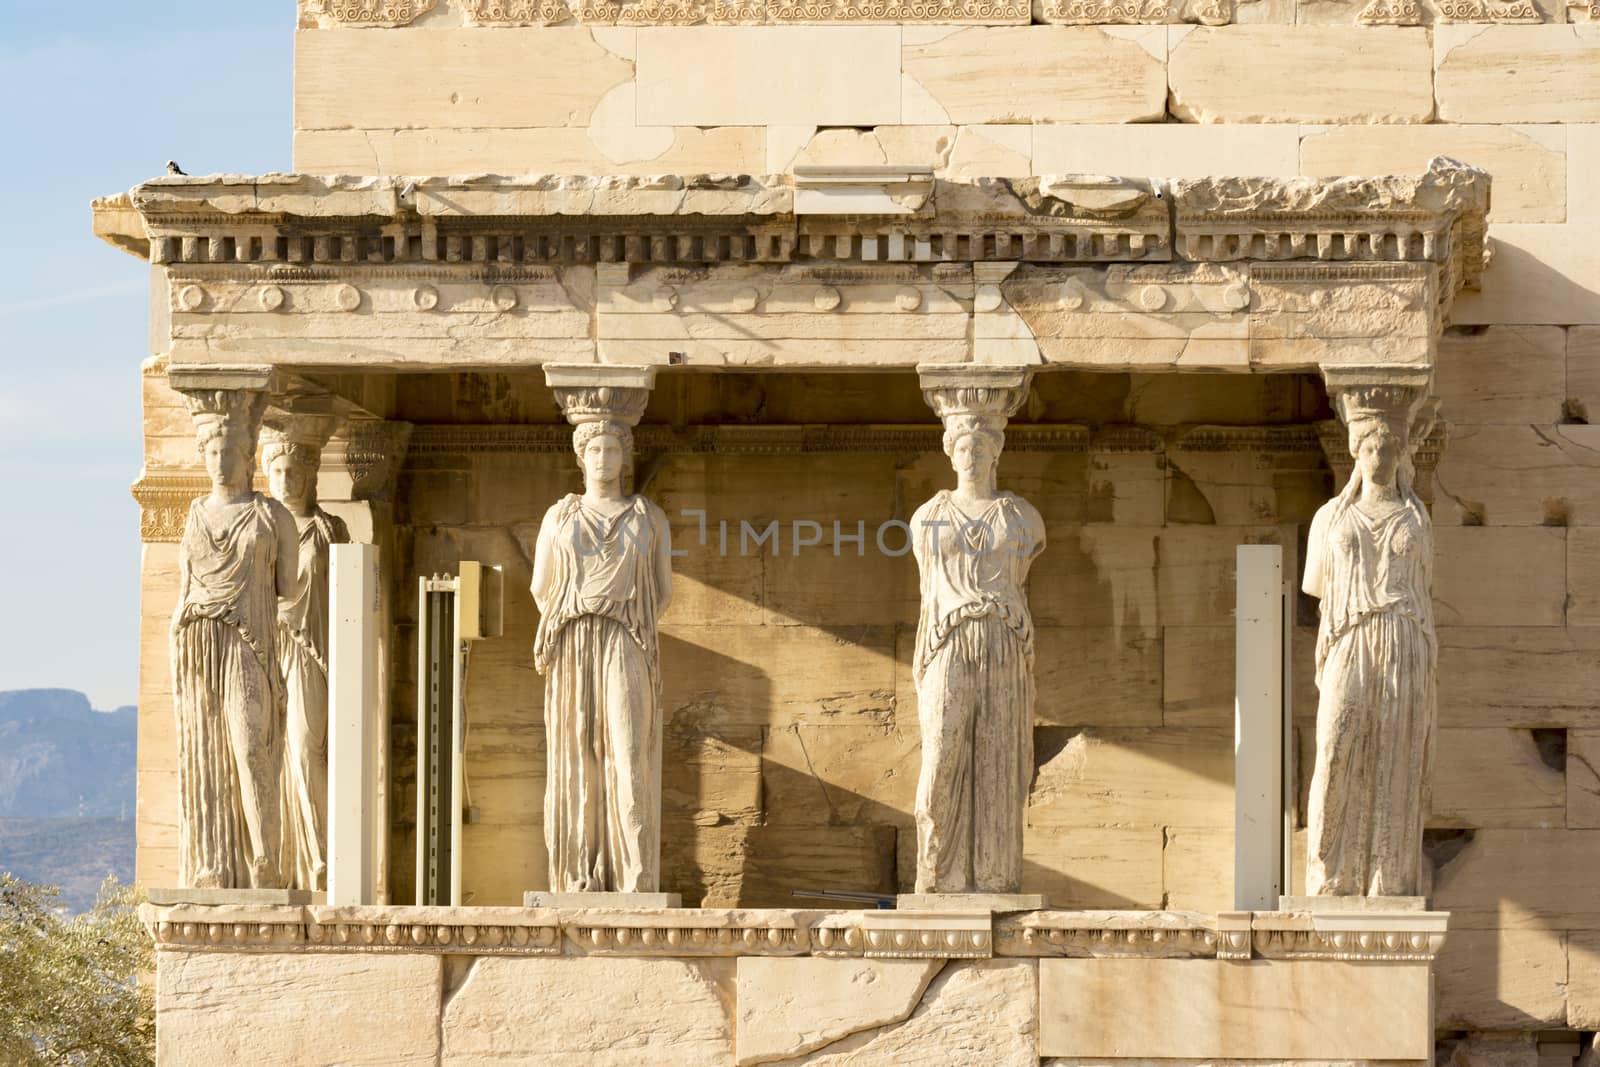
[384,369,1339,913]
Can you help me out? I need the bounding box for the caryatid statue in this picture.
[261,416,349,893]
[1303,375,1438,897]
[911,367,1046,894]
[170,387,301,889]
[531,366,672,894]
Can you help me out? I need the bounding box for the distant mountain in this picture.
[0,689,136,818]
[0,817,133,913]
[0,690,137,910]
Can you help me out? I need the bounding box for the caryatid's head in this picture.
[261,429,322,514]
[941,414,1005,484]
[572,420,633,489]
[1339,386,1416,494]
[187,390,265,494]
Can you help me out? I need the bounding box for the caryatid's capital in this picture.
[261,411,339,462]
[1319,363,1441,473]
[170,365,278,444]
[544,364,657,428]
[916,364,1034,438]
[1320,364,1430,431]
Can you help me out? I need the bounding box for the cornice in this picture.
[106,165,1488,293]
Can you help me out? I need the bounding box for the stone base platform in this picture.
[1280,894,1427,912]
[141,903,1447,1066]
[145,886,322,906]
[899,892,1045,911]
[523,890,683,908]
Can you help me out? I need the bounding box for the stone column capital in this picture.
[1319,364,1431,427]
[262,411,339,454]
[544,364,657,427]
[325,418,413,503]
[916,364,1033,430]
[167,363,281,396]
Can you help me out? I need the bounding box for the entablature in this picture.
[93,159,1488,376]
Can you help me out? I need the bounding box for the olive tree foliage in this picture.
[0,873,154,1066]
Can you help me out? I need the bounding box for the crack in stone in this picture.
[756,959,949,1066]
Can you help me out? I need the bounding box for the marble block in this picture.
[524,891,683,908]
[147,887,321,906]
[156,950,442,1066]
[1039,956,1434,1060]
[898,893,1045,912]
[735,956,942,1065]
[1279,895,1427,912]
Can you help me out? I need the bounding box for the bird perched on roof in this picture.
[166,160,187,176]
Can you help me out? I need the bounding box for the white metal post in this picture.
[328,542,380,906]
[1235,544,1285,910]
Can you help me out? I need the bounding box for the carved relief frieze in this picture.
[582,0,716,23]
[146,905,562,955]
[301,0,438,27]
[567,922,807,955]
[1004,262,1253,321]
[1356,0,1542,21]
[1252,912,1448,961]
[770,0,1029,22]
[1432,0,1541,18]
[145,903,1450,964]
[1252,926,1447,960]
[811,912,995,959]
[1354,0,1423,22]
[1036,0,1231,24]
[464,0,1055,20]
[466,0,573,23]
[312,0,1261,23]
[996,912,1221,958]
[131,470,214,543]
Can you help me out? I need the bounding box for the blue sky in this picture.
[0,4,291,707]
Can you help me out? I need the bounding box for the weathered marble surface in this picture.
[781,960,1038,1066]
[142,903,1449,1063]
[442,955,735,1065]
[1039,956,1434,1060]
[533,366,672,892]
[169,387,301,890]
[98,163,1492,373]
[156,949,442,1066]
[735,956,942,1063]
[261,418,347,893]
[1303,380,1437,897]
[911,367,1044,894]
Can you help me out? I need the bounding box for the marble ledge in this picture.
[100,162,1489,276]
[140,904,1449,963]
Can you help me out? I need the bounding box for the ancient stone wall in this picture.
[141,902,1447,1066]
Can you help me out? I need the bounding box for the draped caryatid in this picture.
[530,384,672,895]
[1303,383,1438,898]
[171,389,301,890]
[910,366,1042,896]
